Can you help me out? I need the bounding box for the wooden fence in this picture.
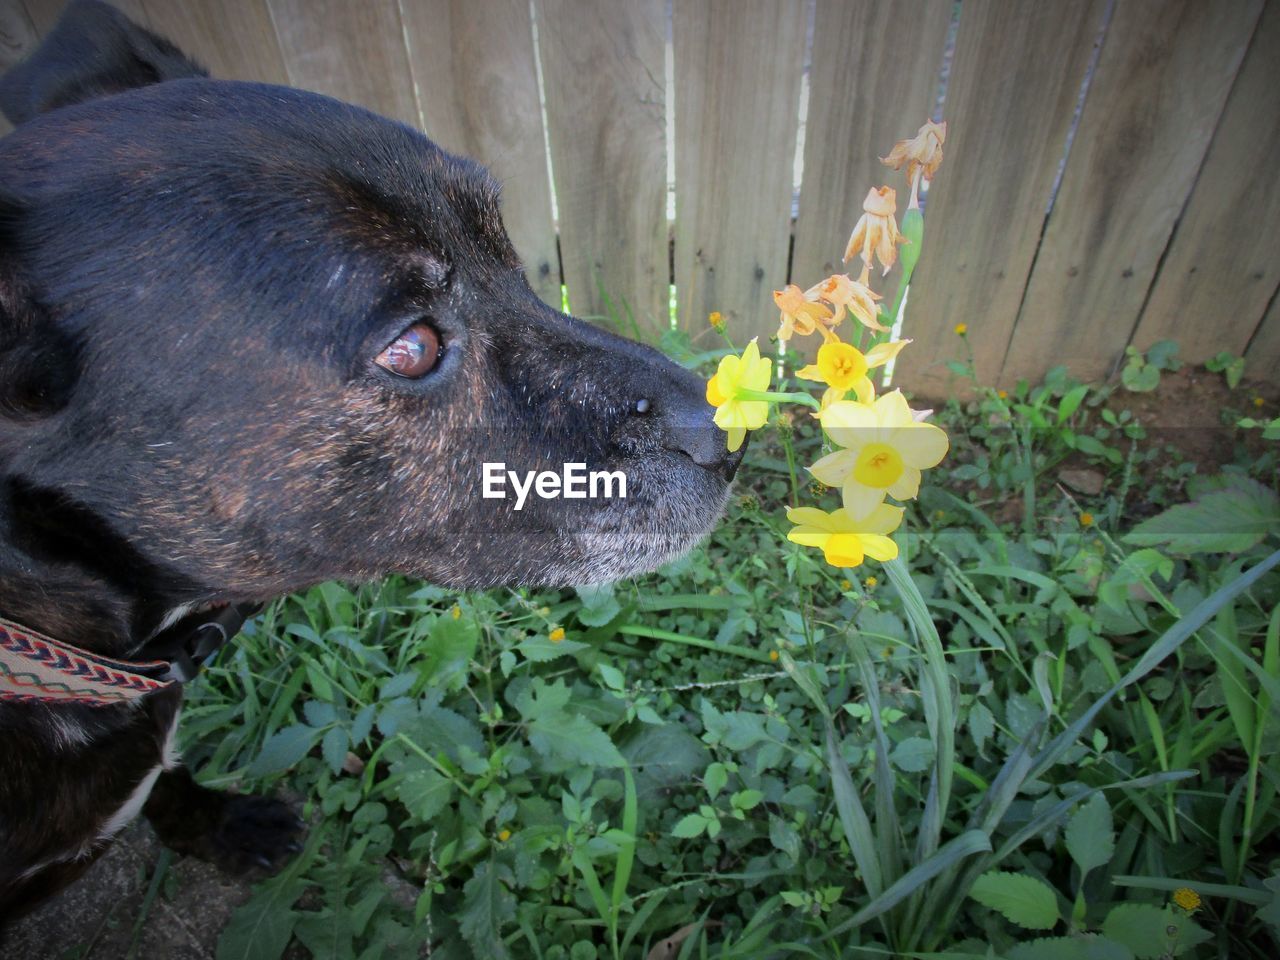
[2,0,1278,395]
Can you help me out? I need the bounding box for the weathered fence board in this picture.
[1134,0,1280,368]
[268,0,419,129]
[24,0,147,35]
[789,0,951,316]
[537,0,668,334]
[0,1,36,135]
[673,0,806,344]
[400,0,560,307]
[140,0,289,85]
[1247,289,1280,368]
[1002,0,1262,385]
[900,0,1108,396]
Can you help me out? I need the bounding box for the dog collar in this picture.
[0,602,260,708]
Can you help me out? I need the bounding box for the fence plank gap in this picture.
[899,0,1109,398]
[267,0,419,129]
[789,0,951,359]
[1001,0,1263,387]
[673,0,807,345]
[1132,0,1280,368]
[401,0,560,308]
[537,0,667,335]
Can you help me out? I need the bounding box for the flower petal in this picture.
[864,339,910,368]
[873,389,914,428]
[786,506,838,530]
[860,534,899,562]
[725,426,745,452]
[888,423,949,467]
[841,481,887,520]
[822,534,864,568]
[887,466,921,501]
[861,502,906,536]
[809,449,860,487]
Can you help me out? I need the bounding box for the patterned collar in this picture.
[0,602,260,707]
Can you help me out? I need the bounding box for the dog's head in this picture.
[0,1,740,621]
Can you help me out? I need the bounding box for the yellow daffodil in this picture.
[706,337,773,452]
[882,119,947,208]
[795,339,911,406]
[805,273,885,334]
[811,390,949,518]
[773,284,833,341]
[786,503,904,568]
[842,186,906,277]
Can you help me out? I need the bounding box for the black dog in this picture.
[0,0,740,919]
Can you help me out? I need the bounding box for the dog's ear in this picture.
[0,0,206,126]
[0,195,78,418]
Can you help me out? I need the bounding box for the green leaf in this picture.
[575,582,622,627]
[1102,904,1210,958]
[1124,476,1280,554]
[393,757,454,821]
[672,814,708,838]
[1007,936,1133,960]
[1065,792,1115,875]
[704,762,728,800]
[890,736,935,773]
[1122,363,1160,392]
[321,726,349,776]
[517,634,590,662]
[248,724,320,777]
[459,860,516,960]
[969,871,1060,930]
[529,713,625,768]
[216,827,324,960]
[1058,384,1090,423]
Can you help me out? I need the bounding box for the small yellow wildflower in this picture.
[773,284,833,341]
[498,828,512,843]
[840,578,853,590]
[997,389,1008,399]
[796,339,910,405]
[1080,512,1095,527]
[549,626,566,643]
[954,323,968,336]
[706,338,773,452]
[843,186,906,276]
[709,310,725,330]
[811,390,950,519]
[451,604,462,620]
[882,119,947,208]
[769,650,780,662]
[786,502,904,568]
[806,273,885,334]
[864,576,878,588]
[1253,396,1265,407]
[1172,887,1201,913]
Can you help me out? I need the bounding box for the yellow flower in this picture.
[786,503,904,568]
[882,120,947,208]
[954,323,968,336]
[796,339,910,405]
[1172,887,1201,913]
[997,389,1008,399]
[864,576,877,588]
[709,310,725,330]
[451,604,462,620]
[840,579,852,590]
[706,338,773,452]
[773,284,833,341]
[842,186,906,277]
[769,649,780,662]
[549,626,566,643]
[1080,512,1094,527]
[805,273,885,334]
[811,390,950,518]
[1253,396,1265,407]
[498,828,512,842]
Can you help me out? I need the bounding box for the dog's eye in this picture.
[375,322,441,379]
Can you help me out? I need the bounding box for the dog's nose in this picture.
[640,394,747,482]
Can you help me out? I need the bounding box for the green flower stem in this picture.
[616,623,775,664]
[736,388,820,409]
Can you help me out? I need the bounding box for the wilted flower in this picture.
[706,337,773,452]
[786,503,904,568]
[773,284,834,341]
[811,390,949,518]
[842,186,906,277]
[882,119,947,208]
[806,273,885,333]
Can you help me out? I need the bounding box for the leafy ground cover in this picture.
[162,336,1280,960]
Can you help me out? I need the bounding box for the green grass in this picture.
[169,350,1280,960]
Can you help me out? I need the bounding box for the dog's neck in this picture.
[0,498,171,658]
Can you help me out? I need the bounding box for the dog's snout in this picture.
[654,391,747,483]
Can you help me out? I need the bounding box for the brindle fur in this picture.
[0,1,740,920]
